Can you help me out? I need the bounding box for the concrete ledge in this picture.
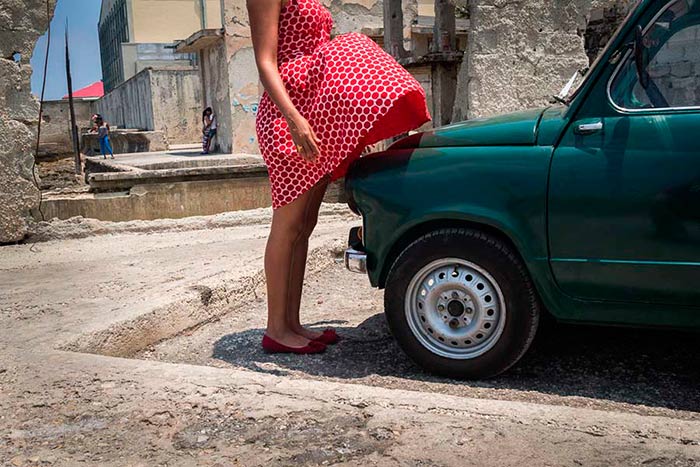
[81,130,169,156]
[88,162,269,191]
[41,177,273,222]
[84,157,146,176]
[176,28,224,53]
[40,151,346,221]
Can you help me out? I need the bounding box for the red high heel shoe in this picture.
[262,335,326,354]
[313,329,340,345]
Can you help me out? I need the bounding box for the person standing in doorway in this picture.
[201,107,217,154]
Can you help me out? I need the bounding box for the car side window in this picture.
[610,0,700,110]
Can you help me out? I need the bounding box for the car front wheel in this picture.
[384,228,540,379]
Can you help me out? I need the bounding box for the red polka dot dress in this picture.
[255,0,431,209]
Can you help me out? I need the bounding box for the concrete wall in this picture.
[130,0,223,43]
[453,0,634,121]
[150,69,204,144]
[95,68,155,132]
[94,68,202,144]
[584,2,632,62]
[222,0,259,154]
[38,100,93,157]
[121,42,197,83]
[82,130,169,156]
[0,0,56,243]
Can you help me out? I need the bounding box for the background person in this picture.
[201,107,217,154]
[90,114,114,159]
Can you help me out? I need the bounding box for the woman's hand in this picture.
[287,115,321,163]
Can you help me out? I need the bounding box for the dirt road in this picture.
[1,206,698,466]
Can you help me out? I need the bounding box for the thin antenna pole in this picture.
[65,18,82,175]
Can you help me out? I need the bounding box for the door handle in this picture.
[574,120,603,136]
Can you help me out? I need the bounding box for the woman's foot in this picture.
[313,328,340,345]
[291,326,340,345]
[290,325,323,341]
[262,334,326,354]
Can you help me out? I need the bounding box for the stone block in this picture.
[453,0,635,121]
[0,116,39,243]
[81,131,169,156]
[0,0,57,242]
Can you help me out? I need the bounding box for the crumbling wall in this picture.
[0,0,56,243]
[222,0,258,154]
[150,69,203,144]
[585,1,634,62]
[94,69,155,133]
[453,0,634,121]
[94,68,202,145]
[37,100,93,157]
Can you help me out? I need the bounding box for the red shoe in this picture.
[313,329,340,345]
[262,335,326,354]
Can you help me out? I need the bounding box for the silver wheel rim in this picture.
[405,258,506,360]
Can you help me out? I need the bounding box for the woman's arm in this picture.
[247,0,320,162]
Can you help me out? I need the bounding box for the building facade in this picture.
[99,0,223,91]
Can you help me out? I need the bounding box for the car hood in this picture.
[390,107,548,149]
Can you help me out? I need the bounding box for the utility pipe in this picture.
[199,0,207,29]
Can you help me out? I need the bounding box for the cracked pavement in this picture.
[1,205,698,466]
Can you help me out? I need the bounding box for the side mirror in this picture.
[634,25,650,89]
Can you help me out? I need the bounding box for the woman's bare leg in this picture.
[264,185,319,347]
[286,176,330,340]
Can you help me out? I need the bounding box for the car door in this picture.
[548,0,700,306]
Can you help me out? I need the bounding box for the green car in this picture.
[344,0,700,379]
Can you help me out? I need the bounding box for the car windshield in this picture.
[557,0,643,103]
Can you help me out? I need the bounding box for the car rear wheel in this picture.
[384,228,540,379]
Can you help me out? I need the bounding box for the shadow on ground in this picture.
[213,314,700,413]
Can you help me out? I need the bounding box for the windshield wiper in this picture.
[551,67,588,106]
[550,94,570,106]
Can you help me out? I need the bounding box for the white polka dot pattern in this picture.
[255,0,431,209]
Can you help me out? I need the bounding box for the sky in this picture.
[30,0,103,100]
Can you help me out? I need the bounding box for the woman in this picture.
[201,107,217,154]
[92,114,114,159]
[248,0,430,354]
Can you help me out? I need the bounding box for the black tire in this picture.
[384,228,540,379]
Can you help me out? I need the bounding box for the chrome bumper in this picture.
[344,248,367,274]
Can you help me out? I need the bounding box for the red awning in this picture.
[63,81,104,99]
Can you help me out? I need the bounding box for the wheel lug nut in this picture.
[449,318,460,329]
[466,307,473,313]
[451,292,459,299]
[438,304,445,311]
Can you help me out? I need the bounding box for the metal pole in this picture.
[65,19,82,175]
[200,0,208,29]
